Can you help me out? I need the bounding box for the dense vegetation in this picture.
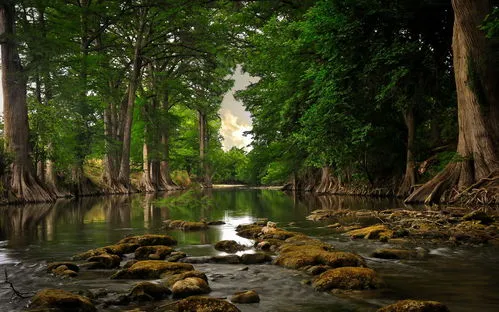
[0,0,498,204]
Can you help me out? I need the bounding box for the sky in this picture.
[219,65,258,151]
[0,65,257,151]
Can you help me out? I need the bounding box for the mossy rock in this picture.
[164,270,208,287]
[282,236,333,250]
[377,300,450,312]
[47,262,79,273]
[111,260,193,279]
[313,267,383,291]
[128,281,171,301]
[52,265,78,278]
[462,210,494,225]
[171,277,211,298]
[214,240,246,253]
[346,224,394,240]
[118,234,177,246]
[135,245,174,260]
[230,290,260,304]
[164,220,208,231]
[240,252,272,264]
[236,224,263,238]
[371,248,423,260]
[260,228,299,240]
[176,296,241,312]
[275,245,365,270]
[87,253,121,269]
[29,289,96,312]
[102,243,139,255]
[72,248,108,261]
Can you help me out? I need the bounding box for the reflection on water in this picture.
[0,189,497,312]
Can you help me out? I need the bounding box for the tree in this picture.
[406,0,499,204]
[0,2,52,202]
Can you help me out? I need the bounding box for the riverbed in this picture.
[1,189,498,311]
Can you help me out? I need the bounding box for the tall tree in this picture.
[0,2,52,202]
[406,0,499,204]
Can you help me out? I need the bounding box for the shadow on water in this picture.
[0,189,497,311]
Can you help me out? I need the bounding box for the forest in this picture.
[0,0,498,205]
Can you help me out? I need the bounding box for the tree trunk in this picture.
[0,3,53,202]
[406,0,499,204]
[198,111,212,187]
[397,108,417,197]
[315,166,334,193]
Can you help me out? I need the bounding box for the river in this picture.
[0,188,498,311]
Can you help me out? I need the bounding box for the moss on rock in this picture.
[346,224,394,240]
[164,220,208,231]
[47,262,79,273]
[118,234,177,246]
[371,248,423,260]
[240,252,272,264]
[29,289,96,312]
[111,260,193,279]
[135,245,174,260]
[128,281,171,301]
[164,270,208,287]
[377,300,450,312]
[171,277,211,298]
[87,253,121,269]
[313,267,383,291]
[176,296,241,312]
[214,240,246,253]
[230,290,260,304]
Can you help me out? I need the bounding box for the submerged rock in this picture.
[207,220,226,225]
[240,252,272,264]
[29,288,96,312]
[176,296,241,312]
[313,267,383,291]
[230,290,260,304]
[377,299,450,312]
[111,260,193,279]
[214,240,246,253]
[47,262,79,273]
[52,265,78,278]
[117,234,177,246]
[371,248,425,260]
[171,277,211,298]
[87,253,121,269]
[135,245,174,260]
[164,219,208,231]
[346,224,394,240]
[128,281,171,301]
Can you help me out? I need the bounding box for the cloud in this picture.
[220,109,253,151]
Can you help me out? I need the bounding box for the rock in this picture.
[230,290,260,304]
[164,270,208,287]
[313,267,383,291]
[176,296,241,312]
[47,262,79,273]
[52,265,78,278]
[167,251,187,262]
[305,265,331,276]
[462,210,494,225]
[135,245,174,260]
[163,219,208,231]
[236,224,263,238]
[346,224,394,240]
[171,277,211,298]
[371,248,424,260]
[212,255,241,264]
[118,234,177,246]
[240,252,272,264]
[102,243,139,255]
[377,300,450,312]
[214,240,246,253]
[128,282,171,301]
[123,260,138,269]
[29,288,96,312]
[275,244,365,270]
[87,253,121,269]
[207,220,226,225]
[72,248,108,261]
[111,260,193,279]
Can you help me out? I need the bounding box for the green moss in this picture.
[176,296,241,312]
[313,267,383,291]
[164,270,208,287]
[29,289,96,312]
[111,260,193,279]
[377,299,450,312]
[346,224,394,240]
[134,245,174,260]
[128,282,171,301]
[118,234,177,246]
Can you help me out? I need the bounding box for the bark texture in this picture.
[0,3,53,202]
[397,108,417,197]
[406,0,499,204]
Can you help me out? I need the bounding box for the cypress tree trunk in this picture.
[397,108,416,197]
[406,0,499,204]
[0,3,52,202]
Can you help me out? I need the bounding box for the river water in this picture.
[0,188,498,311]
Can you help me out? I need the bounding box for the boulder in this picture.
[171,277,211,298]
[164,270,208,287]
[167,251,187,262]
[377,300,450,312]
[111,260,193,279]
[240,252,272,265]
[236,224,263,238]
[118,234,177,246]
[135,245,174,260]
[346,224,394,240]
[52,265,78,278]
[128,281,171,301]
[29,289,96,312]
[230,290,260,304]
[176,296,241,312]
[47,262,79,273]
[214,240,246,253]
[313,267,383,291]
[87,253,121,269]
[72,243,138,261]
